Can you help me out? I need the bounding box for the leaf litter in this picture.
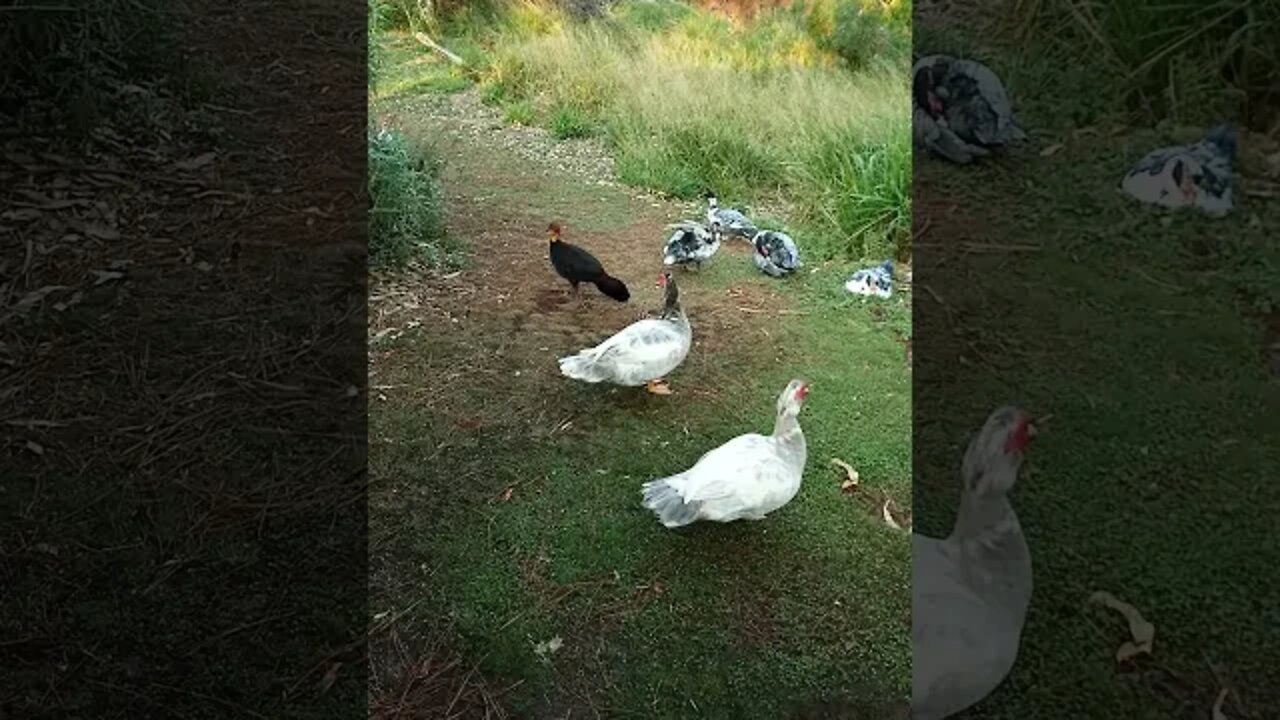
[831,457,911,532]
[1089,590,1155,661]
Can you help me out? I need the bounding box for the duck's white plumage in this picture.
[912,407,1036,720]
[845,260,894,298]
[641,379,808,528]
[662,221,720,269]
[558,274,691,387]
[1120,123,1236,216]
[752,230,802,277]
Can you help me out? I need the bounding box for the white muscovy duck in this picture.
[705,192,758,243]
[751,230,802,278]
[913,54,1026,164]
[845,259,894,298]
[662,220,720,271]
[641,379,809,528]
[912,406,1039,720]
[1120,123,1236,217]
[558,271,691,395]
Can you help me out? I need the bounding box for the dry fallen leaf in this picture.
[92,270,124,286]
[84,224,120,241]
[499,487,514,502]
[532,636,563,661]
[881,498,900,529]
[831,458,859,493]
[7,286,67,319]
[1212,688,1231,720]
[1039,143,1064,157]
[1090,590,1155,661]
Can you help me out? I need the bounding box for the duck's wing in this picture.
[947,59,1022,146]
[772,233,801,269]
[675,434,781,508]
[916,108,986,164]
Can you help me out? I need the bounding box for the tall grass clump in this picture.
[1006,0,1280,128]
[369,127,455,268]
[478,0,911,260]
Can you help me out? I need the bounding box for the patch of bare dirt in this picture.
[370,99,798,429]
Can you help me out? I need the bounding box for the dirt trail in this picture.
[373,91,794,418]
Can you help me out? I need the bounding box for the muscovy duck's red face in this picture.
[795,382,809,402]
[1003,413,1037,454]
[547,222,562,240]
[928,93,943,116]
[656,272,669,288]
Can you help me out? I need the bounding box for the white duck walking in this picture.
[912,406,1039,719]
[1120,123,1236,216]
[752,230,802,278]
[558,271,691,395]
[705,192,758,243]
[662,221,720,271]
[641,379,809,528]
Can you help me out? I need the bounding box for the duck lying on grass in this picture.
[845,260,894,298]
[913,54,1026,164]
[1121,123,1236,217]
[558,271,691,395]
[751,229,802,278]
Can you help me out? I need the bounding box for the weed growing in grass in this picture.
[368,127,455,268]
[503,99,537,125]
[550,102,595,138]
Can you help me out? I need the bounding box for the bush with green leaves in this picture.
[368,127,454,268]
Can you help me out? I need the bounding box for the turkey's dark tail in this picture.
[594,274,630,302]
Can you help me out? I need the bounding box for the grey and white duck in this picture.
[751,229,802,278]
[705,192,758,243]
[662,220,720,271]
[1120,123,1236,217]
[913,54,1026,164]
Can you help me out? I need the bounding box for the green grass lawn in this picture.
[913,9,1280,719]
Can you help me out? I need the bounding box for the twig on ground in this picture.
[413,33,466,66]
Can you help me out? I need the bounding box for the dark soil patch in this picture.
[3,1,365,717]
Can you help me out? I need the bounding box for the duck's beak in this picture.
[1027,413,1052,437]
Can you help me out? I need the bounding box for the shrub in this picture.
[368,127,454,268]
